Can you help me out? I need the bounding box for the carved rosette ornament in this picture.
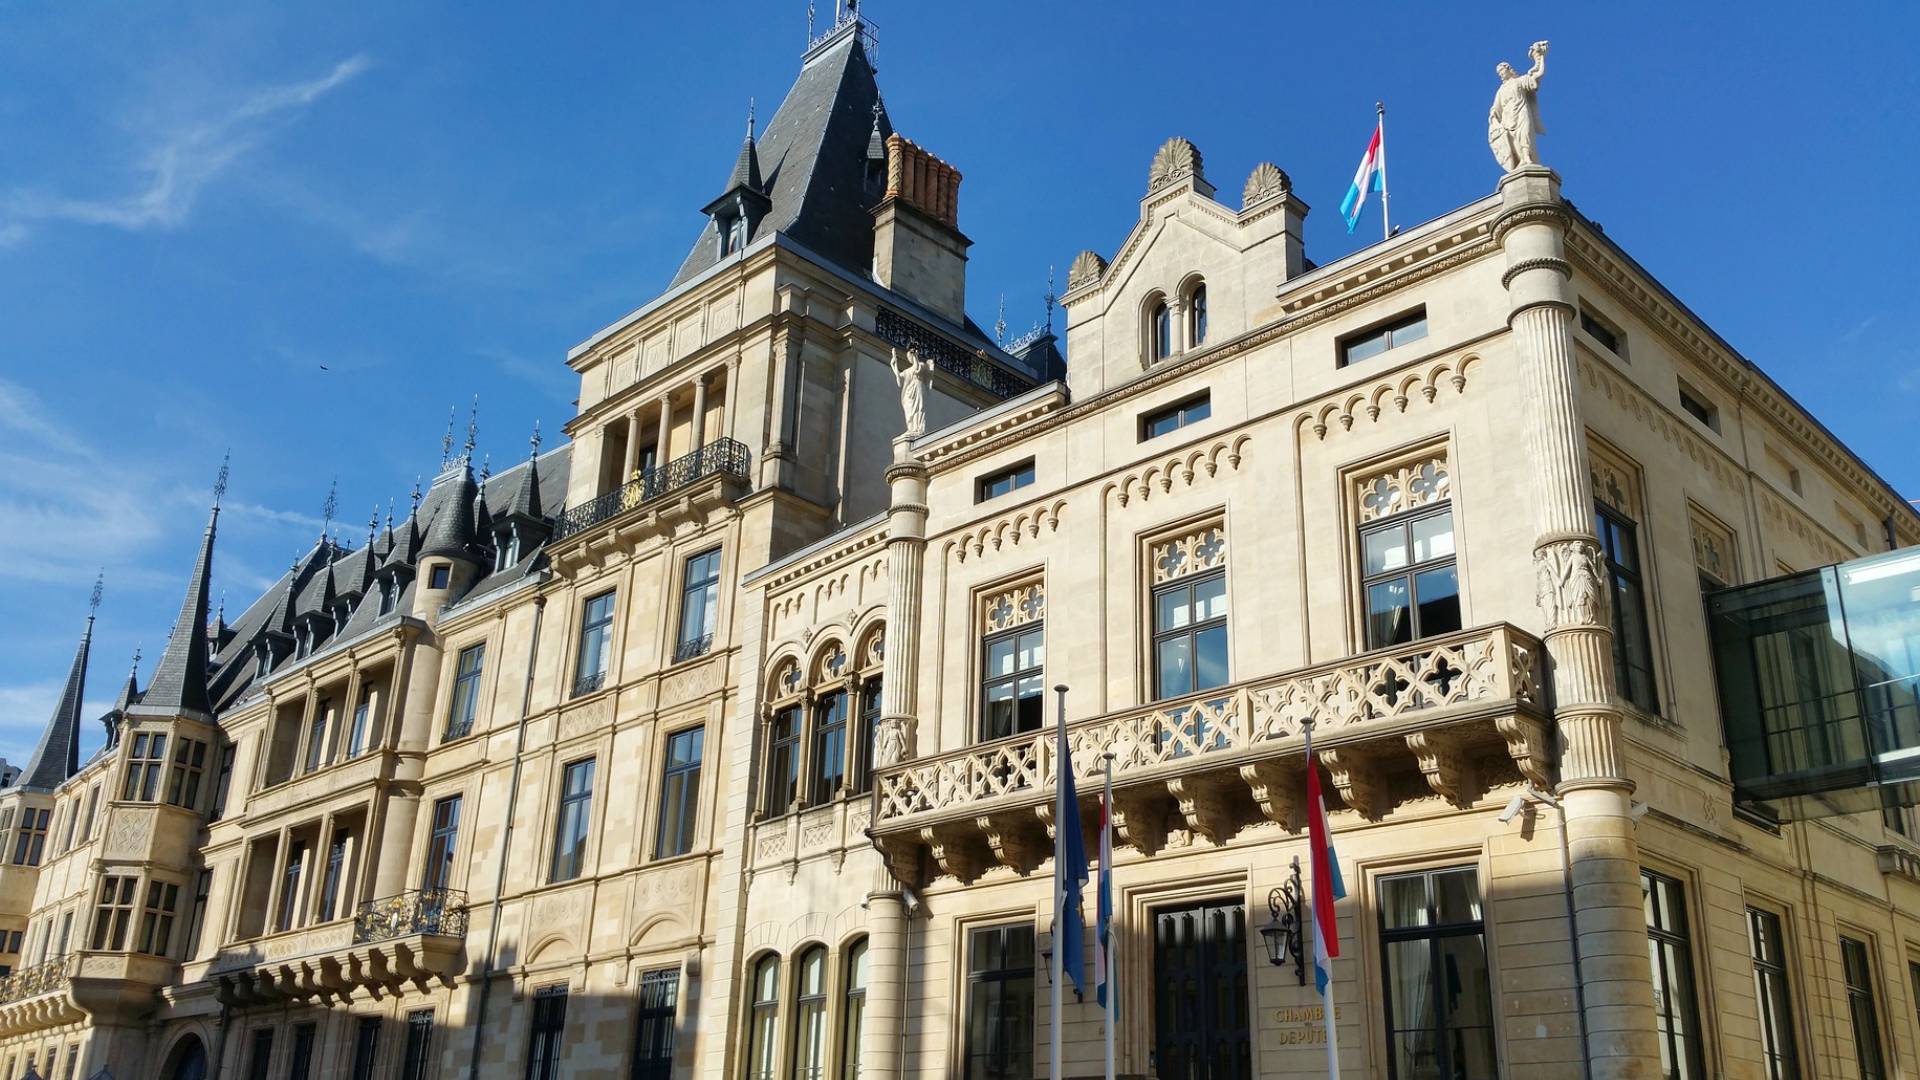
[1066,250,1108,291]
[1533,537,1610,631]
[1242,162,1291,209]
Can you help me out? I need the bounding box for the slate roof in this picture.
[670,27,891,288]
[130,507,218,723]
[12,615,90,792]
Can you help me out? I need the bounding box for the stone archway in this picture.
[162,1033,208,1080]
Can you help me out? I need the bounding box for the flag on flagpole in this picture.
[1056,697,1090,997]
[1095,761,1114,1009]
[1339,122,1385,234]
[1305,722,1347,1076]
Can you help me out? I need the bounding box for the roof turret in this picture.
[132,461,223,723]
[14,579,98,791]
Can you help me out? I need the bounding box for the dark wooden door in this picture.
[1153,900,1253,1080]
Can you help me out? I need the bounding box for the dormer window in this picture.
[256,643,273,678]
[378,578,395,616]
[720,213,748,256]
[295,625,311,660]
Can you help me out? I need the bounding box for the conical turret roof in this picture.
[15,608,92,791]
[131,503,218,722]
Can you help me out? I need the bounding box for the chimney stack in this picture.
[872,134,970,325]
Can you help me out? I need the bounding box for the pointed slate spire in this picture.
[132,463,222,723]
[114,647,140,713]
[507,422,547,522]
[421,455,483,565]
[728,100,766,194]
[16,579,98,790]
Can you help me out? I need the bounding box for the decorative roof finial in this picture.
[480,454,492,484]
[88,571,103,625]
[409,478,422,513]
[1045,265,1057,333]
[463,396,479,458]
[747,98,757,141]
[530,420,543,458]
[130,645,141,675]
[440,406,456,467]
[321,478,338,541]
[995,295,1007,347]
[807,0,816,40]
[212,451,230,511]
[367,507,379,543]
[385,498,394,531]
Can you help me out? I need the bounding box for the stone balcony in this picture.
[870,623,1548,886]
[548,438,750,573]
[0,959,78,1035]
[210,889,469,1006]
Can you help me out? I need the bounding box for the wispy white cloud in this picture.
[1,55,371,241]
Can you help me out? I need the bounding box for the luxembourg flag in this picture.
[1305,723,1347,1075]
[1339,121,1385,234]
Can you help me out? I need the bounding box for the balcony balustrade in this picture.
[870,623,1547,886]
[0,959,67,1005]
[0,958,77,1036]
[210,889,469,1007]
[554,438,750,541]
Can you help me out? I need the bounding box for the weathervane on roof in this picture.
[995,296,1007,347]
[748,98,757,140]
[1045,265,1057,333]
[410,479,422,514]
[212,451,230,511]
[463,396,479,460]
[321,479,338,541]
[367,507,379,544]
[440,406,457,467]
[480,454,492,484]
[88,571,103,626]
[385,499,394,531]
[530,420,543,458]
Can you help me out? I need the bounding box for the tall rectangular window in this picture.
[550,759,595,882]
[447,644,486,739]
[277,843,307,932]
[137,879,178,956]
[676,549,723,661]
[1378,867,1496,1080]
[766,706,801,814]
[346,689,373,758]
[400,1010,435,1080]
[631,968,679,1080]
[318,829,349,922]
[1151,900,1251,1079]
[1644,870,1707,1080]
[655,728,703,859]
[810,690,849,805]
[167,738,208,808]
[1598,505,1659,713]
[54,912,70,958]
[526,985,569,1080]
[288,1023,315,1080]
[981,624,1044,741]
[963,923,1035,1080]
[842,939,868,1080]
[1339,308,1428,366]
[1746,907,1800,1080]
[184,870,212,958]
[1841,936,1887,1080]
[211,745,236,821]
[246,1028,273,1080]
[351,1017,381,1080]
[304,702,331,773]
[10,808,47,866]
[89,875,137,951]
[80,786,99,842]
[424,796,462,892]
[1152,567,1228,699]
[122,732,167,801]
[853,677,882,796]
[746,956,781,1080]
[58,798,77,854]
[574,591,616,696]
[1361,503,1459,648]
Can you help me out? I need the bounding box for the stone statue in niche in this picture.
[1488,40,1549,172]
[891,346,932,437]
[1534,538,1609,630]
[873,715,910,768]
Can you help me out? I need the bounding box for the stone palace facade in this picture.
[4,16,1919,1080]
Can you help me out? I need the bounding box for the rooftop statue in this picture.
[1489,40,1549,172]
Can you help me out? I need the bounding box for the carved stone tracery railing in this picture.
[0,959,67,1004]
[353,888,469,944]
[872,624,1545,856]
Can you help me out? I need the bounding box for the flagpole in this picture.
[1305,715,1342,1079]
[1102,753,1116,1080]
[1376,101,1390,242]
[1051,684,1068,1080]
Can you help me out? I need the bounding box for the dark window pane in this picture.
[1156,637,1193,699]
[1368,579,1413,647]
[1194,625,1230,692]
[1414,566,1462,636]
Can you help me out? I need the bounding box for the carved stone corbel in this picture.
[1109,787,1171,856]
[977,813,1047,875]
[1240,759,1301,830]
[920,824,989,885]
[874,835,923,889]
[1317,747,1388,820]
[1405,729,1479,807]
[1496,713,1552,789]
[1166,775,1242,845]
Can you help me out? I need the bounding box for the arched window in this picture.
[809,689,848,805]
[1188,283,1208,347]
[746,955,781,1080]
[842,939,869,1080]
[1150,300,1172,362]
[793,947,829,1080]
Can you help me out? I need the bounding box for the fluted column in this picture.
[691,372,710,452]
[1498,164,1659,1079]
[653,393,672,469]
[875,437,929,770]
[623,408,643,480]
[862,865,908,1076]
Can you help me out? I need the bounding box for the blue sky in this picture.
[1,1,1915,766]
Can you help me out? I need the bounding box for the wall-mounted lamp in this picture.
[1261,856,1305,985]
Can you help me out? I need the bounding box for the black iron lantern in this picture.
[1261,855,1305,985]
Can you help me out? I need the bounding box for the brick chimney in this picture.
[872,134,970,325]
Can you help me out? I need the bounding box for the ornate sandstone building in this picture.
[4,16,1918,1080]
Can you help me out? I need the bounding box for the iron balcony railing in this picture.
[573,670,608,697]
[555,438,751,541]
[875,308,1037,400]
[674,633,715,664]
[443,717,474,742]
[0,958,67,1004]
[354,888,469,944]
